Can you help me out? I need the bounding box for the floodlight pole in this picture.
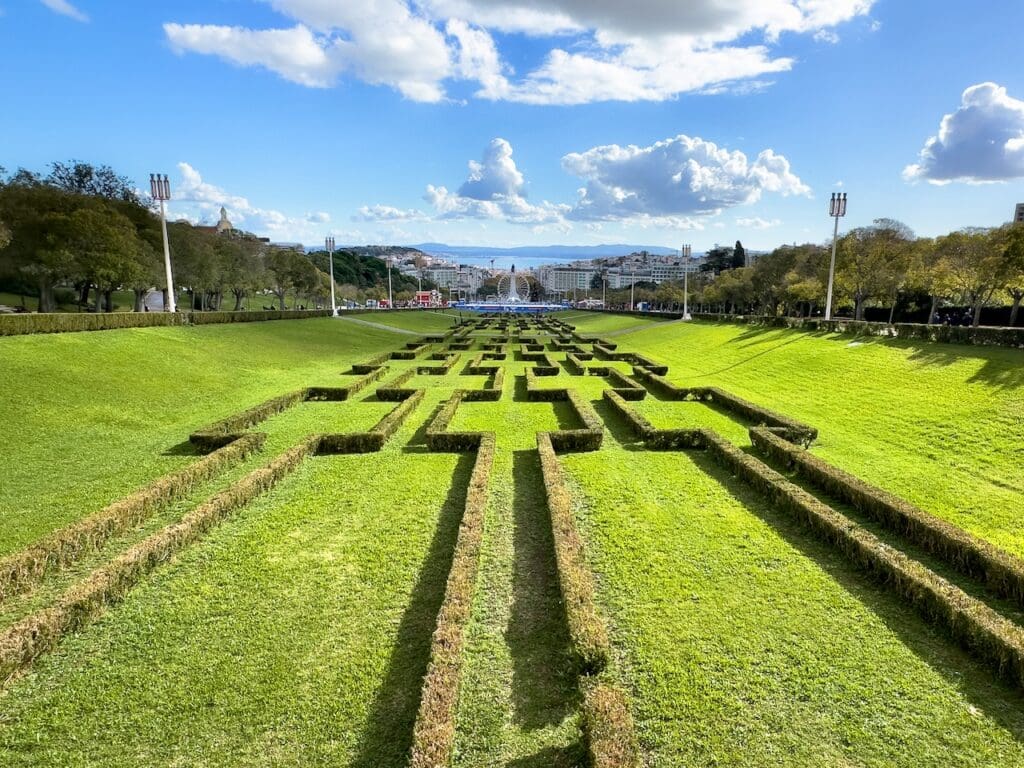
[150,173,175,312]
[682,243,692,320]
[825,192,847,320]
[326,236,337,316]
[387,255,394,309]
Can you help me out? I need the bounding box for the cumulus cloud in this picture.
[903,82,1024,184]
[164,0,877,104]
[353,204,428,222]
[40,0,88,22]
[170,162,328,239]
[562,134,809,225]
[425,138,569,226]
[736,216,782,229]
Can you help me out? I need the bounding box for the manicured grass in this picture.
[611,318,1024,557]
[561,434,1024,767]
[0,409,468,767]
[446,365,584,766]
[353,309,460,332]
[0,318,396,555]
[1,314,1022,766]
[556,311,670,335]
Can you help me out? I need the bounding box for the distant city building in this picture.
[1015,203,1024,223]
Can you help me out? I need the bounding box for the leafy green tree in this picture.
[994,223,1024,326]
[934,228,1005,327]
[734,240,747,268]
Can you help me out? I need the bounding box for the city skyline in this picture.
[2,1,1023,250]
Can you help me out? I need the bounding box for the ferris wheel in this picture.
[496,273,531,302]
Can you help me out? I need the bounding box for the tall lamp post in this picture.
[325,236,338,316]
[150,173,175,312]
[825,192,847,320]
[387,255,394,310]
[682,243,692,320]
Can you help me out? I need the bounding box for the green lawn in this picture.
[617,318,1024,557]
[561,434,1024,767]
[0,312,1021,766]
[0,318,396,555]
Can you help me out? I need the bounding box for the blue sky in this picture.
[2,0,1023,252]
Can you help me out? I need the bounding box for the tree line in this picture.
[596,224,1024,327]
[0,162,424,313]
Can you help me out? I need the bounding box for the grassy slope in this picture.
[0,318,403,555]
[0,396,467,767]
[349,309,460,332]
[614,318,1024,557]
[555,311,669,335]
[561,435,1024,767]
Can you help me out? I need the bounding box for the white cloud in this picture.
[903,82,1024,184]
[813,29,839,44]
[562,134,809,224]
[425,138,569,226]
[170,162,328,240]
[164,0,876,104]
[736,216,782,229]
[165,0,452,101]
[40,0,88,22]
[354,204,428,222]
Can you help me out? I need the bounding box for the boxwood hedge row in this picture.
[0,432,266,602]
[703,429,1024,688]
[0,309,333,337]
[409,433,495,768]
[751,427,1024,608]
[0,436,319,682]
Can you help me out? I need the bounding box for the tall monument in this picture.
[507,264,521,302]
[216,206,234,233]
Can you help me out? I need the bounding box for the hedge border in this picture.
[0,309,335,337]
[702,429,1024,688]
[581,681,642,768]
[317,389,425,454]
[0,432,265,603]
[0,436,319,682]
[409,433,495,768]
[602,390,705,449]
[750,426,1024,608]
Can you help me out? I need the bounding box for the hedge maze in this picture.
[3,313,1024,765]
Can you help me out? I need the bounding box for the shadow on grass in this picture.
[162,440,201,456]
[690,448,1024,741]
[509,450,580,730]
[506,743,586,768]
[402,402,444,454]
[591,398,645,451]
[351,451,476,768]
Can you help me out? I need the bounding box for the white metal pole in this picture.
[159,199,175,313]
[387,256,394,309]
[327,238,337,316]
[826,207,840,320]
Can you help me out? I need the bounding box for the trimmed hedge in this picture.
[409,433,495,768]
[318,390,425,454]
[703,429,1024,688]
[418,354,460,375]
[0,436,318,681]
[391,345,428,360]
[549,390,604,452]
[306,366,387,401]
[537,432,610,673]
[0,309,333,337]
[190,390,307,449]
[601,390,704,449]
[426,392,486,452]
[565,353,586,375]
[351,353,391,374]
[751,427,1024,608]
[605,369,645,400]
[627,369,818,446]
[0,433,265,602]
[582,682,641,768]
[375,368,418,401]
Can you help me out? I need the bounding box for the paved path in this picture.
[336,315,422,335]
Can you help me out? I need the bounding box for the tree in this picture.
[65,204,145,312]
[994,223,1024,326]
[266,249,318,309]
[734,240,747,269]
[700,244,735,275]
[934,228,1004,327]
[0,220,10,250]
[46,161,141,204]
[836,219,914,320]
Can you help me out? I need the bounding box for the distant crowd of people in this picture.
[932,310,975,326]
